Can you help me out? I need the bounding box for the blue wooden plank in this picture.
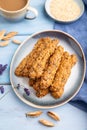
[0,36,28,84]
[0,85,87,130]
[0,0,54,34]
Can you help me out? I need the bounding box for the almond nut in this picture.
[39,119,54,127]
[2,32,18,40]
[26,110,43,117]
[12,39,21,44]
[47,111,60,121]
[0,40,9,47]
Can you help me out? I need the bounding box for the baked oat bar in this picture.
[15,37,51,77]
[51,87,64,99]
[15,55,29,76]
[32,79,49,97]
[36,88,49,98]
[29,39,59,79]
[50,52,77,98]
[21,37,52,77]
[40,45,64,89]
[50,52,77,92]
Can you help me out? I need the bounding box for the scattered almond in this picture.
[26,110,43,117]
[2,32,18,40]
[47,111,60,121]
[12,39,21,44]
[0,40,9,47]
[39,119,54,127]
[0,30,6,40]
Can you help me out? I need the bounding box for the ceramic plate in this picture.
[45,0,84,23]
[10,30,86,109]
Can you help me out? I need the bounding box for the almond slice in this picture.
[2,32,18,40]
[26,110,43,117]
[39,119,54,127]
[47,111,60,121]
[0,40,9,47]
[0,30,6,40]
[12,39,21,44]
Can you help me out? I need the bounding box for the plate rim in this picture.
[45,0,85,23]
[10,30,86,109]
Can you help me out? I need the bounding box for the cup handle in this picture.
[25,6,38,20]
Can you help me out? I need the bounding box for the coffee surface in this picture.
[0,0,27,11]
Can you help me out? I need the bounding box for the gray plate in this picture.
[10,30,86,109]
[45,0,84,23]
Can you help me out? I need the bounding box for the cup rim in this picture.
[0,0,29,13]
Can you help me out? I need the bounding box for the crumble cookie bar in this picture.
[15,37,51,77]
[51,55,77,99]
[29,39,59,79]
[51,87,64,99]
[22,37,52,77]
[50,52,71,92]
[36,88,49,98]
[15,55,29,76]
[50,52,77,98]
[40,45,64,89]
[32,79,49,97]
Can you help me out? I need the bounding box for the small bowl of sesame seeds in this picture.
[45,0,84,23]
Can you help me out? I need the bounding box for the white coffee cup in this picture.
[0,0,38,21]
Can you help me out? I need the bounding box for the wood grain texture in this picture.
[0,85,86,130]
[0,36,28,84]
